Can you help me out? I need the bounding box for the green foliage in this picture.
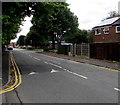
[17,35,25,46]
[25,27,49,48]
[65,28,92,44]
[2,2,33,45]
[25,2,79,48]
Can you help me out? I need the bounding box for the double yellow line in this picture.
[0,52,22,94]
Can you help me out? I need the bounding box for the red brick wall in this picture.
[93,26,120,43]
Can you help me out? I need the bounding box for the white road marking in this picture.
[65,69,88,79]
[63,68,67,71]
[49,63,62,69]
[114,88,120,92]
[34,57,41,61]
[49,60,61,65]
[29,55,33,57]
[49,63,87,79]
[72,72,88,79]
[28,72,38,75]
[50,69,59,73]
[44,61,49,64]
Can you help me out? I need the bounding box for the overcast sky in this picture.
[11,0,120,42]
[67,0,120,29]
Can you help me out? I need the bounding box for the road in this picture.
[3,48,119,104]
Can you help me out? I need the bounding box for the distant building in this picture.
[90,17,120,61]
[92,17,120,43]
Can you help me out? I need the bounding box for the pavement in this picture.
[2,51,9,86]
[38,51,119,71]
[9,49,120,103]
[2,51,10,104]
[2,50,119,85]
[1,50,119,88]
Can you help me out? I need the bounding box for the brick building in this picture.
[93,17,120,43]
[90,17,120,61]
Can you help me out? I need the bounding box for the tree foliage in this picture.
[106,10,120,19]
[2,2,33,45]
[25,2,79,48]
[3,2,91,49]
[25,27,49,48]
[64,28,92,44]
[17,35,25,46]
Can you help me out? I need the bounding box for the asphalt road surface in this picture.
[3,48,119,104]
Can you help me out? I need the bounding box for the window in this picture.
[95,28,101,35]
[116,26,120,33]
[103,27,109,34]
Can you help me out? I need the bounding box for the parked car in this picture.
[7,46,13,50]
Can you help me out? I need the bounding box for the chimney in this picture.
[118,1,120,15]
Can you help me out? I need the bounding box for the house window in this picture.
[95,28,101,35]
[116,26,120,33]
[103,27,109,34]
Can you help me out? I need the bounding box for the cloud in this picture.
[11,16,33,43]
[67,0,119,29]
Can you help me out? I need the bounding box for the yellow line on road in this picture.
[0,52,22,94]
[40,54,119,72]
[12,56,22,89]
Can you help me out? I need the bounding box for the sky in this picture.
[11,0,120,42]
[67,0,120,29]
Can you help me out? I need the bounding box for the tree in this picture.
[28,2,79,49]
[25,27,49,48]
[17,35,25,46]
[2,2,34,45]
[106,10,120,19]
[64,28,92,44]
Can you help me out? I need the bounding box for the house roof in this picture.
[93,17,120,28]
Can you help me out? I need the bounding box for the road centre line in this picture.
[49,63,62,69]
[29,55,41,61]
[34,57,41,61]
[44,61,49,64]
[29,55,33,57]
[29,55,87,79]
[63,68,88,79]
[49,63,88,79]
[40,54,119,72]
[114,88,120,92]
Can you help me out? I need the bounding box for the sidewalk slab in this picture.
[2,51,9,86]
[40,52,119,70]
[2,51,10,104]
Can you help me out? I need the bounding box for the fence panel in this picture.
[90,43,120,62]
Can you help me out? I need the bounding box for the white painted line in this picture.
[66,70,88,79]
[44,61,49,64]
[63,68,67,71]
[29,55,33,57]
[28,72,38,75]
[33,57,40,60]
[49,63,62,69]
[50,69,59,73]
[72,72,88,79]
[114,88,120,92]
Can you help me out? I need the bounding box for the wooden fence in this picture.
[58,43,90,58]
[90,43,120,62]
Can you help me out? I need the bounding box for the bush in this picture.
[43,48,49,51]
[21,46,27,49]
[27,47,34,50]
